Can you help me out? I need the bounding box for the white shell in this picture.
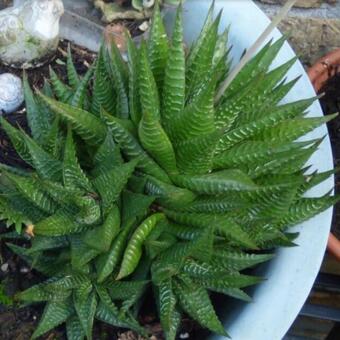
[0,73,24,113]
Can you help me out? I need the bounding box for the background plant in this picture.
[0,3,338,339]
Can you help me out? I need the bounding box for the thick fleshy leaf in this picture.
[174,131,221,174]
[4,172,57,214]
[95,302,146,335]
[144,175,196,208]
[258,114,337,144]
[17,281,72,302]
[92,45,116,116]
[31,300,74,339]
[212,251,274,271]
[74,290,97,340]
[23,133,62,181]
[167,76,216,143]
[121,190,155,227]
[164,210,257,249]
[158,280,176,333]
[42,116,62,158]
[138,110,177,175]
[147,2,169,90]
[105,42,129,118]
[213,140,314,170]
[69,65,94,108]
[49,66,73,103]
[173,169,257,194]
[162,5,185,129]
[83,204,120,252]
[139,42,160,118]
[186,11,221,99]
[0,117,32,164]
[37,92,107,146]
[117,213,165,279]
[63,128,92,191]
[96,228,130,283]
[279,195,340,229]
[126,33,141,126]
[215,97,319,154]
[23,73,51,144]
[174,275,227,336]
[70,235,100,272]
[34,210,85,236]
[93,159,138,212]
[67,44,81,88]
[223,36,286,101]
[101,110,170,183]
[197,273,263,290]
[66,315,85,340]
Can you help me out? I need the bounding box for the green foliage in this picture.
[0,3,337,340]
[0,283,13,306]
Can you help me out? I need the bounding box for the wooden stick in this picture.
[214,0,298,103]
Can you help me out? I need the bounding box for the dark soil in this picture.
[319,66,340,239]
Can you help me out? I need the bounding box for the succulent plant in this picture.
[0,3,338,339]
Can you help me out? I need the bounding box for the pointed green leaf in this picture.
[32,300,73,339]
[139,41,160,118]
[23,72,51,144]
[139,110,177,175]
[126,33,141,126]
[162,5,185,129]
[74,290,97,340]
[66,315,85,340]
[117,213,165,279]
[63,128,92,191]
[37,92,107,146]
[174,275,227,336]
[105,43,129,118]
[23,133,62,181]
[0,117,32,164]
[93,159,138,212]
[144,175,196,208]
[69,64,94,108]
[49,66,73,102]
[67,44,81,88]
[173,169,258,194]
[147,2,169,89]
[83,204,120,252]
[101,110,170,183]
[92,45,116,116]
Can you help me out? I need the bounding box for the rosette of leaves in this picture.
[0,3,338,340]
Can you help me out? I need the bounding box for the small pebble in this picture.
[179,333,190,339]
[20,266,30,274]
[139,21,149,32]
[0,73,24,114]
[1,263,9,272]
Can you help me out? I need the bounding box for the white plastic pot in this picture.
[59,1,334,339]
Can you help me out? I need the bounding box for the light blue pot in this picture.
[163,1,334,340]
[59,1,334,339]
